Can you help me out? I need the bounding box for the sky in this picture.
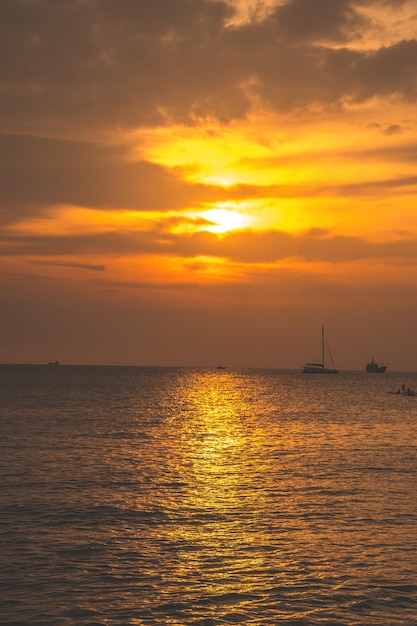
[1,0,417,370]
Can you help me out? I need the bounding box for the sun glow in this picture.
[197,208,251,234]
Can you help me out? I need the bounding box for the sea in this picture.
[1,365,417,625]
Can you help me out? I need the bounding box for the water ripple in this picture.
[1,366,416,624]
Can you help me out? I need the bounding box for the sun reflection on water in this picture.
[155,370,279,616]
[173,372,264,507]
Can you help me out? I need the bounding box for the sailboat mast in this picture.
[302,325,338,374]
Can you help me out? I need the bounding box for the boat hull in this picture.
[366,358,387,373]
[302,366,338,374]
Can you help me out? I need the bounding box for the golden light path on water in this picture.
[148,371,324,620]
[159,371,278,622]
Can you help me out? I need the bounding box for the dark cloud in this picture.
[267,0,370,43]
[0,133,237,223]
[2,223,417,266]
[0,0,416,137]
[0,0,239,134]
[30,260,106,272]
[172,228,417,264]
[92,278,200,291]
[382,124,403,135]
[352,39,417,102]
[253,38,417,111]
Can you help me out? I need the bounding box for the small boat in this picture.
[48,360,60,366]
[388,386,416,397]
[216,365,226,370]
[366,357,387,373]
[302,325,338,374]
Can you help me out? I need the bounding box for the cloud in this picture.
[382,124,403,135]
[0,0,416,138]
[2,127,417,230]
[266,0,370,44]
[30,260,106,272]
[0,0,237,135]
[2,223,417,266]
[92,278,200,291]
[0,133,235,223]
[252,38,417,112]
[171,228,417,264]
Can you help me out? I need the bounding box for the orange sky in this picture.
[1,0,417,369]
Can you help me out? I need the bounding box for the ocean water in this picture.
[1,365,417,625]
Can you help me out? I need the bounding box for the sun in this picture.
[198,208,250,234]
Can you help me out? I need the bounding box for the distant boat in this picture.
[216,365,226,370]
[48,360,60,366]
[366,357,387,373]
[302,325,338,374]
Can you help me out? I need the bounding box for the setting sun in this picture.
[197,207,251,234]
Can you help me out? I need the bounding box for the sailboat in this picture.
[302,325,338,374]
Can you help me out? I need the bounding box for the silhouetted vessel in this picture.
[302,325,338,374]
[48,360,60,366]
[366,357,387,373]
